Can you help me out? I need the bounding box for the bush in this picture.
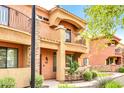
[102,80,123,88]
[118,67,124,73]
[0,77,16,88]
[91,70,98,78]
[35,75,44,88]
[68,61,79,75]
[83,71,93,81]
[58,84,76,88]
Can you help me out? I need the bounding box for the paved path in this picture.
[43,72,124,88]
[114,75,124,86]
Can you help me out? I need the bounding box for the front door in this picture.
[41,48,56,79]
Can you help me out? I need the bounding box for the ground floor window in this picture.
[0,47,18,68]
[66,54,76,67]
[53,52,56,72]
[106,58,113,65]
[83,58,89,66]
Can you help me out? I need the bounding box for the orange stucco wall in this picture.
[88,38,123,65]
[41,48,56,79]
[0,41,24,67]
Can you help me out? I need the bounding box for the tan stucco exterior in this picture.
[0,5,87,87]
[0,5,124,87]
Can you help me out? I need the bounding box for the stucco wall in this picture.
[0,68,31,88]
[88,38,122,65]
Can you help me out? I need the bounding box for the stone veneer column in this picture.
[56,25,66,81]
[35,20,41,74]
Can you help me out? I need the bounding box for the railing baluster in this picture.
[0,5,31,33]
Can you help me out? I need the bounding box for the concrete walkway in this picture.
[43,72,124,88]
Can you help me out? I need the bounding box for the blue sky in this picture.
[60,5,124,44]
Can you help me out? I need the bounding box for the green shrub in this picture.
[30,75,44,88]
[103,80,123,88]
[58,84,76,88]
[68,61,79,76]
[0,77,16,88]
[91,70,98,78]
[35,75,44,88]
[118,67,124,73]
[83,71,93,81]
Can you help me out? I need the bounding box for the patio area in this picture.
[43,72,124,88]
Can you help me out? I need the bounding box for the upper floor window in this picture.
[65,29,71,42]
[0,6,9,25]
[0,47,18,68]
[36,15,49,22]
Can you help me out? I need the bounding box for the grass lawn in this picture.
[97,72,112,77]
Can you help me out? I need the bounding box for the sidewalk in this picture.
[43,72,124,88]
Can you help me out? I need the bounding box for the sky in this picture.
[40,5,124,44]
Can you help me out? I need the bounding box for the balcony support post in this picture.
[56,25,66,81]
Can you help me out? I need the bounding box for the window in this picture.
[106,58,113,65]
[65,29,71,42]
[36,15,49,22]
[0,47,18,68]
[83,58,89,66]
[66,54,76,67]
[43,17,49,21]
[0,6,9,25]
[53,52,56,72]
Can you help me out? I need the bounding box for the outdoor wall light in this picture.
[45,57,48,64]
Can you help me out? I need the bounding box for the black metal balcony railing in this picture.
[0,5,31,33]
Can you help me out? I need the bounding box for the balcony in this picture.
[104,45,122,57]
[0,6,31,33]
[65,33,87,53]
[115,48,122,55]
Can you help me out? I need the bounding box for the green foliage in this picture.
[83,71,93,81]
[91,70,98,78]
[100,80,123,88]
[81,5,124,40]
[97,73,112,77]
[0,77,16,88]
[68,61,79,75]
[35,75,44,88]
[104,81,122,88]
[118,67,124,73]
[58,84,76,88]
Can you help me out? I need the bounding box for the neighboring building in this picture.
[0,5,88,87]
[87,36,124,71]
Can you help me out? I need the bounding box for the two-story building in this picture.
[86,36,124,71]
[0,5,88,87]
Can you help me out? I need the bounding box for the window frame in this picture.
[65,29,71,42]
[83,58,89,66]
[0,47,18,69]
[0,5,9,26]
[53,51,56,72]
[66,54,76,67]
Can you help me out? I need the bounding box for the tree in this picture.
[81,5,124,40]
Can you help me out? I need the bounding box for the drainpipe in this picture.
[31,5,35,88]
